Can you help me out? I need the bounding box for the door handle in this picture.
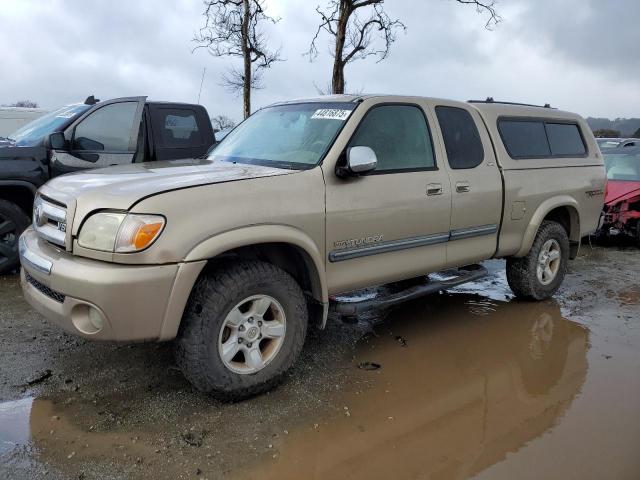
[456,182,471,193]
[427,183,443,196]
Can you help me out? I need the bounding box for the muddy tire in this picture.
[506,221,569,300]
[0,200,30,275]
[175,260,308,401]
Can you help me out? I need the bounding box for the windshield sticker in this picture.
[311,109,352,121]
[55,109,78,118]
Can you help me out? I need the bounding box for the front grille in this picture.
[25,271,66,303]
[33,195,68,249]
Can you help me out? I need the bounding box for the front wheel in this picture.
[506,221,569,300]
[175,260,308,401]
[0,199,30,275]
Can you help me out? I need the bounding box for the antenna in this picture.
[197,67,206,104]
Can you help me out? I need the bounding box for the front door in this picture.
[432,102,503,266]
[324,102,452,294]
[50,97,146,176]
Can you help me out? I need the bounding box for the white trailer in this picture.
[0,107,50,137]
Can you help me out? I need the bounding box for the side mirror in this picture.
[337,146,377,177]
[46,132,68,150]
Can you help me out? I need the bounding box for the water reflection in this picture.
[0,397,33,455]
[238,294,589,480]
[0,293,589,480]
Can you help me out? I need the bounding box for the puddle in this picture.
[0,396,179,478]
[235,293,590,480]
[0,397,33,455]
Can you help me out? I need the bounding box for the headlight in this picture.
[78,212,165,253]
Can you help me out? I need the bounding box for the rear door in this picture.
[51,97,146,176]
[432,102,503,266]
[148,104,214,161]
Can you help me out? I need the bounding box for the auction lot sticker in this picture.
[311,109,352,120]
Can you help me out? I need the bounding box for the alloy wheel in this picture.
[217,295,287,374]
[536,239,561,285]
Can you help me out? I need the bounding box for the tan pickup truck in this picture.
[19,95,605,400]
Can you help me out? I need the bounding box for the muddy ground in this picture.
[1,244,639,480]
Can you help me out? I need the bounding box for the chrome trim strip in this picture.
[449,224,498,241]
[329,232,450,262]
[42,202,66,223]
[34,224,66,247]
[33,195,68,248]
[19,236,52,275]
[328,224,498,262]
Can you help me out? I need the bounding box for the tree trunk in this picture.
[332,0,350,94]
[241,0,251,118]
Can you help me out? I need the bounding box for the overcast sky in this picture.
[1,0,638,121]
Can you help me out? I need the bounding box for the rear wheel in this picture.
[0,200,30,275]
[175,260,308,401]
[506,221,569,300]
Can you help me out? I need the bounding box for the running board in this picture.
[330,264,488,316]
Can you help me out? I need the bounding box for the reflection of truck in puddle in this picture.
[242,297,589,479]
[19,297,589,479]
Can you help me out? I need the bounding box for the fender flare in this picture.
[0,180,38,217]
[184,224,328,304]
[514,196,580,257]
[0,180,38,194]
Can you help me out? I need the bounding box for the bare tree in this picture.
[195,0,281,118]
[307,0,501,95]
[210,114,237,132]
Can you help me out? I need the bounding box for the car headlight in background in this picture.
[78,212,165,253]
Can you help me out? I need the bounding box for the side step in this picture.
[330,264,488,316]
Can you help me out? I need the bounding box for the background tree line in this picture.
[195,0,500,119]
[587,117,640,138]
[1,100,39,108]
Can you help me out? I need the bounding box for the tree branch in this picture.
[454,0,502,29]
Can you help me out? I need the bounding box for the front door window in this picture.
[73,102,139,152]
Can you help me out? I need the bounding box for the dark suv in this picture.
[0,96,215,273]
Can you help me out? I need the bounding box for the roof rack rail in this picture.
[468,97,554,109]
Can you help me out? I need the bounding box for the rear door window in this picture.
[435,106,484,169]
[158,109,203,147]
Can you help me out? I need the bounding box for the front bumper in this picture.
[19,227,204,342]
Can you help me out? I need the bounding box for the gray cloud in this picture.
[0,0,638,121]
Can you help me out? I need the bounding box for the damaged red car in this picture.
[600,146,640,244]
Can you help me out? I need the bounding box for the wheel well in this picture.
[204,243,322,303]
[0,185,34,218]
[543,205,580,258]
[202,243,326,327]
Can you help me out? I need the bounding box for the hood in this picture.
[41,158,295,222]
[605,180,640,205]
[0,144,47,160]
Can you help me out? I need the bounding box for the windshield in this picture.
[604,152,640,181]
[208,102,356,170]
[8,104,90,147]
